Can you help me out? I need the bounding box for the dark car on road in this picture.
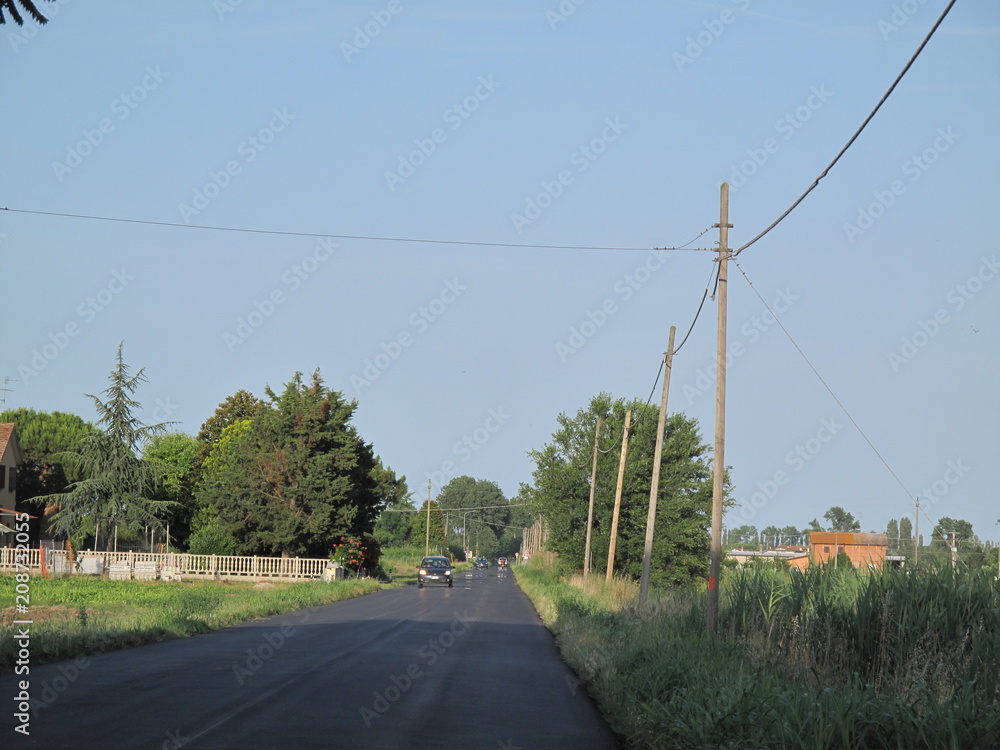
[417,556,454,588]
[497,557,508,568]
[474,557,489,569]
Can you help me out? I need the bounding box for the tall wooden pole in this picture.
[424,480,432,557]
[640,326,676,606]
[583,417,602,578]
[707,183,730,633]
[606,409,632,581]
[914,497,920,566]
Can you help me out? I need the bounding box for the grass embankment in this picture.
[0,575,380,671]
[514,563,1000,750]
[379,545,427,585]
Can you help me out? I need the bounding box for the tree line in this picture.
[373,475,531,560]
[727,506,995,572]
[3,345,408,561]
[518,392,725,587]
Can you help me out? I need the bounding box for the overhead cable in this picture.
[0,206,709,254]
[733,0,957,258]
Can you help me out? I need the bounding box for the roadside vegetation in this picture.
[0,574,379,671]
[380,545,429,584]
[515,562,1000,750]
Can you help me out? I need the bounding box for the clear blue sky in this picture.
[2,1,998,544]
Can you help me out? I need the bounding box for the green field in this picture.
[515,563,1000,750]
[0,574,380,671]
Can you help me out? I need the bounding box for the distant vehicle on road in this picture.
[497,557,508,568]
[417,556,454,588]
[474,557,489,569]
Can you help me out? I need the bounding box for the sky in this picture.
[2,1,998,545]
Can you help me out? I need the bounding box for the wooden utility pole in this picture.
[707,183,730,633]
[606,409,632,581]
[583,417,602,578]
[640,326,676,606]
[424,480,432,557]
[914,498,920,566]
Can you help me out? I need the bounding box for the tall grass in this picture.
[720,563,1000,700]
[514,562,1000,750]
[379,545,429,579]
[0,575,380,670]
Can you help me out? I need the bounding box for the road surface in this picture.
[2,566,621,749]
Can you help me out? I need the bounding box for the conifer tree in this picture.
[45,344,172,546]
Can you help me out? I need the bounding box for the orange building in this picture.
[809,532,888,569]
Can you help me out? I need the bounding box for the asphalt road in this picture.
[2,567,621,749]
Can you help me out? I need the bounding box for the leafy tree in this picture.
[190,419,250,553]
[823,506,861,533]
[761,525,781,547]
[43,344,172,546]
[806,518,823,532]
[436,475,510,553]
[186,522,238,556]
[497,489,533,558]
[933,517,975,547]
[197,389,265,448]
[373,498,415,547]
[0,0,50,25]
[195,371,402,558]
[411,500,446,552]
[370,455,410,510]
[779,526,802,545]
[727,525,759,547]
[142,432,200,549]
[524,393,722,585]
[0,407,98,507]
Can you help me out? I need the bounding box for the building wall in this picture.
[0,424,23,547]
[809,532,888,569]
[0,425,21,511]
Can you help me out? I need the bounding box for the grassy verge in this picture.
[0,574,380,671]
[379,545,428,585]
[514,563,1000,750]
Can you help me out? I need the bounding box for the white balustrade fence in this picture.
[0,547,334,581]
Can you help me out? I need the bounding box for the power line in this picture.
[381,502,527,513]
[674,262,720,355]
[596,242,720,452]
[732,257,920,511]
[733,0,957,258]
[0,205,708,254]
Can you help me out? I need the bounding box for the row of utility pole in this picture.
[577,184,730,632]
[532,181,965,624]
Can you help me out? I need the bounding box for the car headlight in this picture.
[419,569,427,575]
[445,570,452,575]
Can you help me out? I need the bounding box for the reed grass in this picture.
[514,562,1000,749]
